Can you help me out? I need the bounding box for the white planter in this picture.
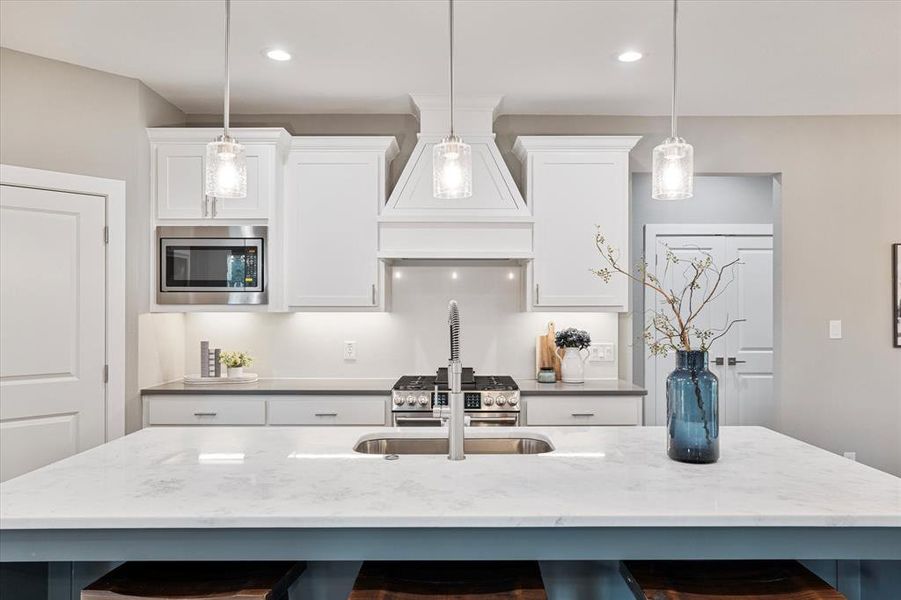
[555,347,588,383]
[227,366,244,378]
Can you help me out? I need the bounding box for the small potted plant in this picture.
[220,351,254,378]
[554,328,591,383]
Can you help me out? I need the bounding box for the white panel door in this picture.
[286,151,380,307]
[648,236,728,426]
[0,184,106,481]
[531,151,628,309]
[723,236,775,426]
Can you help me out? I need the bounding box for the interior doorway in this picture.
[629,174,778,426]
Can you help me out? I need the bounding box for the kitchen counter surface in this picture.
[140,378,645,396]
[141,378,396,395]
[517,379,646,395]
[2,426,897,531]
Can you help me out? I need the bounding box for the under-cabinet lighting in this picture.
[617,50,643,63]
[265,48,292,61]
[394,270,403,280]
[507,271,516,280]
[451,271,459,280]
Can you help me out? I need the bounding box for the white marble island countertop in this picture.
[1,426,898,530]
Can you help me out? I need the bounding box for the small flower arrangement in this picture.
[555,328,591,350]
[219,351,254,368]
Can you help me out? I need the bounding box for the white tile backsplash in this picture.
[183,265,619,380]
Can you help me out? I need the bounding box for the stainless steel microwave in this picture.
[157,226,267,305]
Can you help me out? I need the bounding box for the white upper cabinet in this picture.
[285,137,398,309]
[513,136,640,312]
[148,128,289,220]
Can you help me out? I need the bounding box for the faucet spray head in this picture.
[448,300,460,363]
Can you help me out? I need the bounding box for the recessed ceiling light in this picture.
[265,49,292,62]
[617,50,643,63]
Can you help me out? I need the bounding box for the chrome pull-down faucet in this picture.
[433,300,465,460]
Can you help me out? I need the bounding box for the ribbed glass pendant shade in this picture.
[433,135,472,199]
[652,137,693,200]
[205,135,247,198]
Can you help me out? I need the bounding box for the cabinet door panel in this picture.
[525,396,642,425]
[156,144,206,219]
[287,152,380,307]
[531,151,628,309]
[213,145,271,219]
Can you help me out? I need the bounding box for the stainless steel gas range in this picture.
[391,369,520,427]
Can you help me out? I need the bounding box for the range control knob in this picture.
[406,395,417,405]
[417,395,429,406]
[496,395,507,406]
[508,396,519,406]
[394,396,405,406]
[483,396,494,406]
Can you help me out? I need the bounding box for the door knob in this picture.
[727,357,747,366]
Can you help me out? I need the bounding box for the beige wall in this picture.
[493,114,901,476]
[0,48,185,433]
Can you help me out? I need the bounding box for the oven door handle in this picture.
[395,416,443,424]
[467,416,519,424]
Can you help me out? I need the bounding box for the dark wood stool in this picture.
[620,560,846,599]
[81,561,306,600]
[348,561,547,599]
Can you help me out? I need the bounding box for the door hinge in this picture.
[103,364,109,383]
[103,226,109,244]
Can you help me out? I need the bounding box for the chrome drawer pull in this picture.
[571,412,595,417]
[315,412,338,417]
[193,412,217,417]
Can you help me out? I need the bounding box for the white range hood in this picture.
[378,95,533,260]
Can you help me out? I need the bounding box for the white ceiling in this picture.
[1,0,899,117]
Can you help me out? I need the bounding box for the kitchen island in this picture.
[1,426,899,597]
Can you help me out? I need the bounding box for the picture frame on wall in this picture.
[894,243,901,348]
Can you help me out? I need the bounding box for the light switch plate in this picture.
[829,320,842,339]
[589,343,616,363]
[343,341,357,361]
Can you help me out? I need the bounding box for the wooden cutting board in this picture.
[535,321,561,379]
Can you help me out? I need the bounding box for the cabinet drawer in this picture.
[268,396,387,425]
[525,396,641,426]
[147,396,266,426]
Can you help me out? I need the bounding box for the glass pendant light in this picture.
[652,0,693,200]
[205,0,247,199]
[433,0,472,199]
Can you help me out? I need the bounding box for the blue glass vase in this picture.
[666,350,719,463]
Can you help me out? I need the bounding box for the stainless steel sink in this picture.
[353,436,554,455]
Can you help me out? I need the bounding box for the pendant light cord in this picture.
[449,0,455,136]
[670,0,678,139]
[223,0,231,136]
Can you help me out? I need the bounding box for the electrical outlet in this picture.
[343,341,357,361]
[843,451,856,461]
[829,320,842,339]
[589,343,616,363]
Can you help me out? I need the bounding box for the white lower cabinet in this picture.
[524,396,642,426]
[143,394,388,427]
[268,396,387,426]
[147,396,267,426]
